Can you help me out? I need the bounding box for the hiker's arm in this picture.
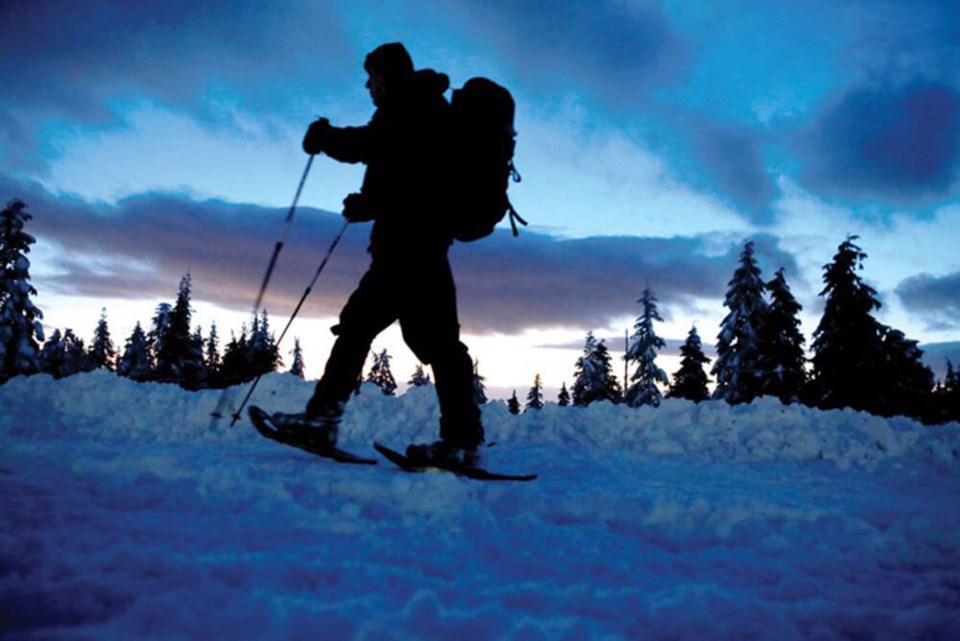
[303,119,377,163]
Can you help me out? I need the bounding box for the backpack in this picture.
[448,77,527,241]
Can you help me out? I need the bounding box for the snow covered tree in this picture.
[56,329,93,378]
[0,199,44,383]
[289,338,305,379]
[572,332,622,406]
[809,237,888,414]
[757,268,806,403]
[408,363,432,387]
[218,328,249,387]
[247,309,282,377]
[89,308,116,371]
[557,382,571,407]
[525,373,545,411]
[205,322,221,377]
[667,325,711,403]
[624,287,669,407]
[147,302,172,372]
[366,349,397,396]
[878,328,934,420]
[472,359,488,405]
[116,322,152,382]
[712,241,769,405]
[38,329,64,378]
[507,390,522,415]
[153,274,206,387]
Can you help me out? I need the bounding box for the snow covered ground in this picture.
[2,371,959,640]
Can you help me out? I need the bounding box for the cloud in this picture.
[446,0,687,105]
[3,176,801,336]
[798,81,960,205]
[896,271,960,330]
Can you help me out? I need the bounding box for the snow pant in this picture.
[307,250,484,449]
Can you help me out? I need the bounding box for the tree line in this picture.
[2,199,958,424]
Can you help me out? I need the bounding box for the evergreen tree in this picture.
[247,309,282,377]
[712,240,769,404]
[89,308,117,371]
[218,328,248,387]
[507,390,522,415]
[154,274,206,386]
[624,287,669,407]
[809,237,888,414]
[572,332,622,406]
[289,337,306,379]
[472,359,488,405]
[667,325,711,403]
[939,360,960,423]
[557,382,571,407]
[116,322,152,382]
[205,322,221,377]
[408,363,432,387]
[39,329,64,378]
[366,349,397,396]
[878,328,934,420]
[59,329,94,378]
[758,268,806,403]
[0,200,44,382]
[525,373,545,411]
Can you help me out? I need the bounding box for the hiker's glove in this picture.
[342,193,376,222]
[303,118,331,155]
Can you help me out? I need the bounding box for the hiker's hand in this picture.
[342,193,376,222]
[302,118,331,155]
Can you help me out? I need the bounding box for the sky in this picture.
[2,0,959,398]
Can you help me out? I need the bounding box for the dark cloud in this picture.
[3,176,802,336]
[692,123,778,223]
[896,271,960,330]
[799,81,960,205]
[448,0,687,105]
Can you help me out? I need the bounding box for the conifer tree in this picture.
[758,268,806,403]
[940,360,960,423]
[39,329,64,378]
[525,373,545,411]
[625,287,669,407]
[712,240,769,404]
[557,382,571,407]
[116,322,152,382]
[472,359,488,405]
[572,332,622,406]
[366,349,397,396]
[154,274,197,383]
[408,363,431,387]
[219,328,248,386]
[247,309,281,377]
[289,338,306,379]
[667,326,711,402]
[878,328,934,420]
[59,329,93,378]
[89,308,117,371]
[507,390,522,415]
[147,302,172,374]
[205,322,221,377]
[810,237,887,413]
[0,200,44,383]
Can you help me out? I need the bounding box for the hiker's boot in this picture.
[270,401,343,449]
[405,439,484,470]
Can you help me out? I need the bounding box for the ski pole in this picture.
[209,154,315,427]
[228,218,351,427]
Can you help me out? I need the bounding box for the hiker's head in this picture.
[364,43,414,105]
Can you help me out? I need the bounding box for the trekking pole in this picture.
[209,154,315,427]
[228,218,351,427]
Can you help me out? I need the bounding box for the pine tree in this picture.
[667,325,711,402]
[507,390,522,415]
[116,322,152,381]
[408,363,432,387]
[0,200,44,383]
[89,308,117,371]
[810,237,888,414]
[525,373,545,411]
[625,287,669,407]
[472,359,488,405]
[39,329,64,378]
[878,328,934,420]
[289,337,306,379]
[557,382,571,407]
[60,329,93,378]
[712,240,769,404]
[219,328,248,387]
[572,332,622,406]
[366,349,397,396]
[247,309,282,377]
[758,268,806,403]
[205,322,221,378]
[939,360,960,423]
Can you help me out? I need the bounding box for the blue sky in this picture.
[2,0,959,397]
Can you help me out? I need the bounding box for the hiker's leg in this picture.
[308,264,397,415]
[400,255,484,449]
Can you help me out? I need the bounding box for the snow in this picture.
[2,371,959,639]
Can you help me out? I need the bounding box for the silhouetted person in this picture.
[271,43,484,467]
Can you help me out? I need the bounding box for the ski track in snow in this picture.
[1,371,959,640]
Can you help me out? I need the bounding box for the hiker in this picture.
[273,42,484,468]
